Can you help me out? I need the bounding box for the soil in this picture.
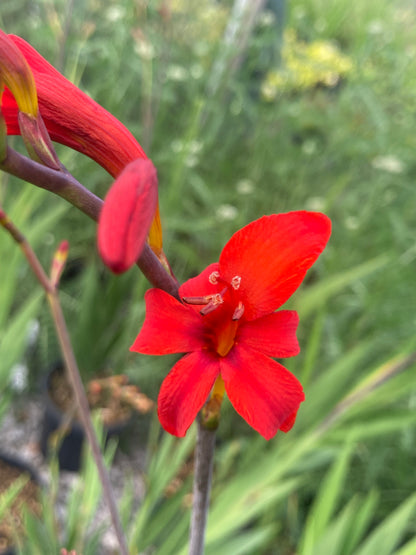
[0,396,147,555]
[0,457,41,554]
[48,368,132,428]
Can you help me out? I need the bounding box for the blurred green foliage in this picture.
[1,0,416,553]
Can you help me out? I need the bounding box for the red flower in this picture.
[131,211,331,439]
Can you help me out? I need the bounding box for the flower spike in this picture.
[2,33,146,177]
[0,31,163,256]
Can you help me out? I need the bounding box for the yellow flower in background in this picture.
[262,30,354,100]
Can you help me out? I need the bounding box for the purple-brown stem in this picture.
[189,417,216,555]
[0,146,179,298]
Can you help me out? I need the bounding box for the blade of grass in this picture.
[299,441,354,554]
[354,493,416,555]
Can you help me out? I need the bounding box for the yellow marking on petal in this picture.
[215,319,238,357]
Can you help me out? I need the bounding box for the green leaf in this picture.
[296,255,389,319]
[206,525,275,555]
[299,441,355,554]
[0,291,43,388]
[354,493,416,555]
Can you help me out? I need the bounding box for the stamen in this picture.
[182,295,211,305]
[232,301,245,321]
[200,291,225,315]
[209,271,220,284]
[231,275,241,290]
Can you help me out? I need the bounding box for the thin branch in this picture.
[0,146,179,298]
[48,293,129,555]
[0,208,129,555]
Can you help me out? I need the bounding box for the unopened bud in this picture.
[98,158,158,273]
[50,240,69,287]
[0,96,6,161]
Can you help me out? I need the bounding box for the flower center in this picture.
[183,272,244,357]
[215,318,238,357]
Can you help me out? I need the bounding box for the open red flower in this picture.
[131,211,331,439]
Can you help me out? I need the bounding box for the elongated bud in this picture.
[98,158,158,273]
[0,87,6,161]
[50,240,69,287]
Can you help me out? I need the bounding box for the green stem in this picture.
[189,417,216,555]
[0,209,129,555]
[48,293,129,555]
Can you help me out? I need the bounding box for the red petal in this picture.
[1,87,19,133]
[179,263,221,299]
[219,212,331,320]
[8,35,146,177]
[130,289,206,355]
[158,351,220,436]
[237,310,300,358]
[221,345,305,439]
[280,410,298,432]
[97,159,158,273]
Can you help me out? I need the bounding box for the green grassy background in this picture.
[1,1,416,553]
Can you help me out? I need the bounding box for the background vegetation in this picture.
[1,0,416,553]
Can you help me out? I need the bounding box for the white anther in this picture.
[231,276,241,290]
[209,271,220,284]
[210,293,224,306]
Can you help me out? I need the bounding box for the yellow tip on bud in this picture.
[50,240,69,287]
[0,29,38,117]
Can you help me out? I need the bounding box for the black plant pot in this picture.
[40,364,130,472]
[0,451,41,555]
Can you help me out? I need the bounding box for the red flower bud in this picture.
[98,159,158,273]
